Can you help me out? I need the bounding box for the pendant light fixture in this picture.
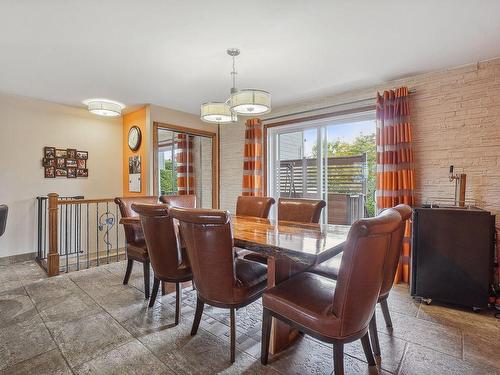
[200,48,271,123]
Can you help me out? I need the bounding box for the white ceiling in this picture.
[1,0,500,115]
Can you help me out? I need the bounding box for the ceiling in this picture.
[1,1,499,115]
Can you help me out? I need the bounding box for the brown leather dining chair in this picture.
[236,196,275,263]
[278,197,326,223]
[170,207,268,363]
[131,203,193,323]
[244,197,326,264]
[309,204,412,357]
[260,208,402,375]
[235,195,275,218]
[160,194,197,208]
[115,196,158,299]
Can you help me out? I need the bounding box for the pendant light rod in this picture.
[227,48,240,94]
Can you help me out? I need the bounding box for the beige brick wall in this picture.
[219,58,500,219]
[219,122,246,212]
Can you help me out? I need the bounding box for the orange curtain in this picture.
[242,118,263,197]
[376,87,415,283]
[176,133,194,195]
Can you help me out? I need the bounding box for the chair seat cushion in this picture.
[233,258,268,303]
[234,248,268,264]
[126,241,148,261]
[309,253,342,280]
[263,272,341,339]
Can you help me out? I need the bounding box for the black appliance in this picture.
[411,206,495,309]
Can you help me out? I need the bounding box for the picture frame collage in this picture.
[43,147,88,178]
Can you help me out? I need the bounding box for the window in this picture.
[267,111,376,224]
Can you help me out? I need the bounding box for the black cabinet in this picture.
[410,206,495,309]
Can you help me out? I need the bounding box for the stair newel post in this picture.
[47,193,60,276]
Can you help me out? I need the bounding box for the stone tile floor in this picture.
[0,260,499,374]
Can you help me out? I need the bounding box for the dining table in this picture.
[120,214,351,354]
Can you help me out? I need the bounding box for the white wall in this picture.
[0,93,123,257]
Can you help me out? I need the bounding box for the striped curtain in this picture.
[376,86,415,283]
[242,118,263,196]
[176,133,194,195]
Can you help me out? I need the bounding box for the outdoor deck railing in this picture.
[36,193,125,276]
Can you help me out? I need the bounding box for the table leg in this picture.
[266,256,309,355]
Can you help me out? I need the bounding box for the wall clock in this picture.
[128,126,142,151]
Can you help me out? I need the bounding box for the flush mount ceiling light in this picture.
[200,48,271,123]
[83,98,125,117]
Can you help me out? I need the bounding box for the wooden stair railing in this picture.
[40,193,124,276]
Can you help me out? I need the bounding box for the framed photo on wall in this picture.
[67,149,77,159]
[43,158,56,167]
[44,147,55,159]
[55,168,67,177]
[77,159,86,169]
[77,168,88,177]
[44,166,55,178]
[66,159,77,168]
[67,167,76,178]
[55,149,67,158]
[76,151,88,160]
[43,147,89,178]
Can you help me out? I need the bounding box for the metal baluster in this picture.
[76,203,80,271]
[106,202,110,264]
[59,201,62,262]
[37,198,42,260]
[96,203,99,266]
[69,203,72,255]
[86,203,90,269]
[65,204,69,272]
[116,204,119,261]
[44,198,47,259]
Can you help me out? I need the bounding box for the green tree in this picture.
[160,160,177,195]
[312,133,376,216]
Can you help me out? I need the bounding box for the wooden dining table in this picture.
[120,214,350,354]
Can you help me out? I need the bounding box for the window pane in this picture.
[278,129,319,199]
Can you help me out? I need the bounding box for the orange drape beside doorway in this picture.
[376,87,415,283]
[176,133,194,195]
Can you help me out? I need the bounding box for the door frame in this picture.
[152,122,219,208]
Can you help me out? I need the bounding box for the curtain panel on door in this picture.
[176,133,195,195]
[376,86,415,283]
[242,118,263,196]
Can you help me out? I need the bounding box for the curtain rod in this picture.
[264,88,416,122]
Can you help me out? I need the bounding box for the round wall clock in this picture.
[128,126,142,151]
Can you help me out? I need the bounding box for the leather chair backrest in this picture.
[236,196,275,219]
[132,203,187,280]
[159,194,196,208]
[332,208,401,338]
[278,198,326,223]
[0,205,8,237]
[114,196,158,245]
[170,207,236,304]
[379,204,412,298]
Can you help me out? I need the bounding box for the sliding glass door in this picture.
[268,112,376,224]
[156,127,214,209]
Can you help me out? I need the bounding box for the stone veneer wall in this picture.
[219,58,500,219]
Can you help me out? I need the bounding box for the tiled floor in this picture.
[0,260,499,375]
